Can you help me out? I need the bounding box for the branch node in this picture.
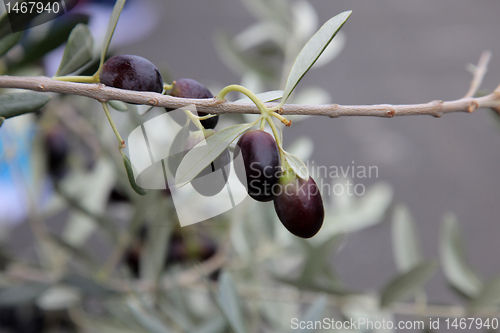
[147,98,158,106]
[386,106,396,118]
[36,84,45,92]
[468,100,479,113]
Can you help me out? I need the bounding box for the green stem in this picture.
[217,84,270,117]
[183,109,204,131]
[163,83,174,91]
[266,116,286,164]
[52,75,99,83]
[101,102,125,148]
[259,117,266,130]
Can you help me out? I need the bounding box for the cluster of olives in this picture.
[100,54,325,238]
[235,130,324,238]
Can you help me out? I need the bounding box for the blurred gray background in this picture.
[120,0,500,306]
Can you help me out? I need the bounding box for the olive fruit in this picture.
[100,55,163,93]
[234,129,281,202]
[184,129,230,196]
[168,78,218,129]
[273,175,324,238]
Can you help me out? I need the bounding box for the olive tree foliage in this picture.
[0,0,500,332]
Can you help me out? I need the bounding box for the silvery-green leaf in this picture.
[100,0,126,67]
[218,272,246,333]
[62,275,114,296]
[293,296,327,333]
[214,31,276,80]
[127,299,173,333]
[191,317,227,333]
[36,285,81,311]
[0,93,50,118]
[109,100,129,112]
[234,21,287,51]
[234,90,284,104]
[292,87,331,105]
[470,274,500,309]
[440,213,482,298]
[380,260,438,307]
[282,10,352,103]
[123,154,147,195]
[283,151,309,180]
[392,205,422,272]
[56,24,93,76]
[291,0,318,41]
[0,31,22,58]
[312,31,346,68]
[175,123,253,186]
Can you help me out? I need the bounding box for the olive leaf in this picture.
[0,31,22,58]
[234,90,284,104]
[100,0,127,68]
[0,93,51,118]
[122,154,147,195]
[282,10,352,104]
[440,213,482,298]
[0,283,51,306]
[108,100,129,112]
[56,24,94,76]
[469,274,500,309]
[380,260,438,308]
[218,272,246,333]
[283,150,309,180]
[392,205,423,272]
[175,123,254,187]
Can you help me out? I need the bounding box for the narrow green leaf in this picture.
[283,151,309,180]
[439,213,482,298]
[282,10,352,103]
[380,260,438,307]
[10,14,89,70]
[175,123,254,186]
[0,13,12,41]
[100,0,127,68]
[127,299,173,333]
[234,90,283,104]
[470,274,500,309]
[218,272,246,333]
[123,154,147,195]
[294,296,327,333]
[0,93,50,118]
[392,205,422,272]
[56,24,94,76]
[108,100,129,112]
[0,284,50,306]
[213,31,276,80]
[0,32,22,58]
[36,285,81,311]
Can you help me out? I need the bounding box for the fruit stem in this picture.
[183,109,204,131]
[101,102,125,148]
[270,112,292,126]
[217,84,270,117]
[52,75,99,84]
[266,116,286,164]
[259,117,266,130]
[163,82,174,91]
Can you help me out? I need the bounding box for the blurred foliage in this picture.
[0,0,498,333]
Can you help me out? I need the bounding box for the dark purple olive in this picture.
[100,55,163,93]
[273,175,324,238]
[234,129,281,202]
[184,130,230,196]
[167,78,218,129]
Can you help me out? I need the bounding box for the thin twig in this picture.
[463,50,492,98]
[0,75,499,118]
